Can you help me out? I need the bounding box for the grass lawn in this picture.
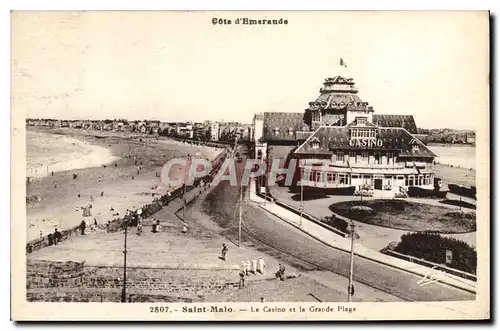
[329,199,476,234]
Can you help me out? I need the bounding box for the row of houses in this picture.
[26,118,252,142]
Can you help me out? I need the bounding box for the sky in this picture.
[11,11,489,130]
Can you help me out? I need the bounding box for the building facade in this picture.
[253,75,437,194]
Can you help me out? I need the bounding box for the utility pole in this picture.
[121,219,128,303]
[238,185,243,247]
[347,221,355,302]
[299,176,304,227]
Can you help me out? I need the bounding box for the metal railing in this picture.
[384,249,477,282]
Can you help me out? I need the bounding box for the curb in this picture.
[251,196,476,295]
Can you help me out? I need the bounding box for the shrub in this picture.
[323,215,349,233]
[394,192,408,199]
[394,232,476,274]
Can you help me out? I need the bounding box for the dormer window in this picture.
[310,137,320,149]
[356,117,367,126]
[288,127,294,136]
[351,128,376,139]
[273,127,281,136]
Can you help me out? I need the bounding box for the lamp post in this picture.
[121,218,128,303]
[459,184,463,212]
[238,185,243,247]
[347,221,355,302]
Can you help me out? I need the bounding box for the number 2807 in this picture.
[150,306,169,313]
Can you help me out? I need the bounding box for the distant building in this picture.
[210,122,220,141]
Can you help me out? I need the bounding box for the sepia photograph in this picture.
[10,10,490,321]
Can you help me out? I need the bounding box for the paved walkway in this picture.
[30,176,297,287]
[250,182,476,293]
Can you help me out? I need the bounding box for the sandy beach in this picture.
[25,128,224,241]
[27,131,120,178]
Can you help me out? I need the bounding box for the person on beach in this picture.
[80,220,86,235]
[152,220,158,233]
[221,243,228,261]
[39,230,43,239]
[252,259,257,274]
[136,220,143,236]
[276,264,286,281]
[182,221,188,234]
[246,261,252,276]
[156,220,161,232]
[53,228,62,245]
[106,221,110,233]
[257,257,266,275]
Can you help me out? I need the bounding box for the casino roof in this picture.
[262,112,308,141]
[372,115,418,134]
[294,125,436,158]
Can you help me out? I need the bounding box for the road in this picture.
[199,146,475,302]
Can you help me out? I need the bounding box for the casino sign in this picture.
[348,138,384,148]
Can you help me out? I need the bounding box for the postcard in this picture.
[11,10,490,321]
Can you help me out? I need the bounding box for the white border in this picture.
[4,0,497,329]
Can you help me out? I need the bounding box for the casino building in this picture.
[252,75,438,195]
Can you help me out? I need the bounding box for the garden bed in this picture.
[329,199,476,233]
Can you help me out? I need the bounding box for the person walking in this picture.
[221,243,228,261]
[252,259,257,274]
[257,257,266,275]
[238,271,245,289]
[245,261,251,276]
[151,220,158,233]
[182,221,188,234]
[79,220,86,235]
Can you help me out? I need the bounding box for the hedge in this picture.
[394,232,477,274]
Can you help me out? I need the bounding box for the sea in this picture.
[427,143,476,170]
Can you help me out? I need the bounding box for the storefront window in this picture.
[327,173,333,183]
[409,176,414,186]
